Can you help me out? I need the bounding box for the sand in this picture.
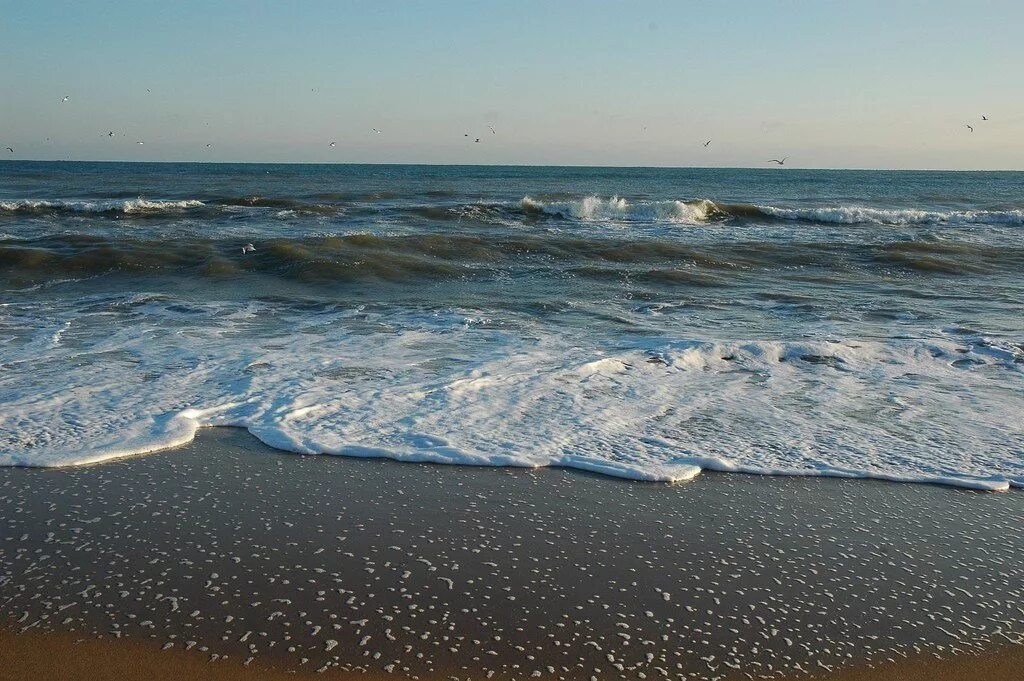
[1,427,1022,680]
[2,627,1023,681]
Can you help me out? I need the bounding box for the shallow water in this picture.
[1,162,1022,488]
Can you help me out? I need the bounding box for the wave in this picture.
[0,196,343,217]
[2,232,1021,284]
[519,196,1024,226]
[521,196,723,224]
[0,198,207,215]
[4,192,1024,227]
[1,311,1020,491]
[755,205,1024,226]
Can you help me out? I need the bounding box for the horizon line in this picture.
[1,159,1022,173]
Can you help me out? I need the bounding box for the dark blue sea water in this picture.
[1,162,1021,488]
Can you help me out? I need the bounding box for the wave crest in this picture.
[521,196,721,224]
[754,205,1024,226]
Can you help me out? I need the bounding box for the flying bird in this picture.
[108,131,115,137]
[241,243,255,254]
[982,115,988,121]
[965,124,974,132]
[137,141,145,145]
[61,96,70,103]
[704,140,712,147]
[329,141,336,148]
[372,128,382,134]
[488,126,496,135]
[205,143,212,148]
[474,138,481,143]
[768,157,787,165]
[5,147,12,153]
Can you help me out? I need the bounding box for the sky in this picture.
[1,0,1022,169]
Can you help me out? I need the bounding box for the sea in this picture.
[0,162,1021,490]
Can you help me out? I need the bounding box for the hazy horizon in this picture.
[2,1,1022,170]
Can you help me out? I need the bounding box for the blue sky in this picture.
[1,1,1021,168]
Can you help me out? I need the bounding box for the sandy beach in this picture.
[1,428,1021,680]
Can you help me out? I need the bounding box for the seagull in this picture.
[137,141,145,145]
[108,131,115,137]
[965,124,974,132]
[768,157,787,165]
[704,140,712,147]
[982,115,988,121]
[329,141,336,148]
[241,243,255,254]
[5,147,12,153]
[474,138,481,143]
[372,128,382,134]
[146,88,152,93]
[205,143,212,148]
[488,126,496,135]
[61,96,70,103]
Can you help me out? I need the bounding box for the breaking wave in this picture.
[0,198,207,215]
[519,196,1024,226]
[4,192,1024,227]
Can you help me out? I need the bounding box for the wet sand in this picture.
[2,428,1022,680]
[2,627,1023,681]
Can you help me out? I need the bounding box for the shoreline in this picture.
[2,428,1022,680]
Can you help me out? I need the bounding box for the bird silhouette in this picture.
[768,157,787,165]
[704,140,711,147]
[966,124,974,132]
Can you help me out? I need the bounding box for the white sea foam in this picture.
[1,299,1021,491]
[0,198,206,213]
[754,205,1024,225]
[521,196,716,224]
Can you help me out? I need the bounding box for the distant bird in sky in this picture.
[329,141,336,148]
[61,95,69,103]
[965,124,974,132]
[241,243,255,254]
[768,157,787,165]
[372,128,381,134]
[5,147,12,153]
[704,140,712,147]
[146,88,151,93]
[137,141,145,145]
[488,126,496,135]
[981,115,988,121]
[108,131,115,137]
[205,143,212,148]
[474,138,481,143]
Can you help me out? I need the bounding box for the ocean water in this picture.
[0,162,1021,490]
